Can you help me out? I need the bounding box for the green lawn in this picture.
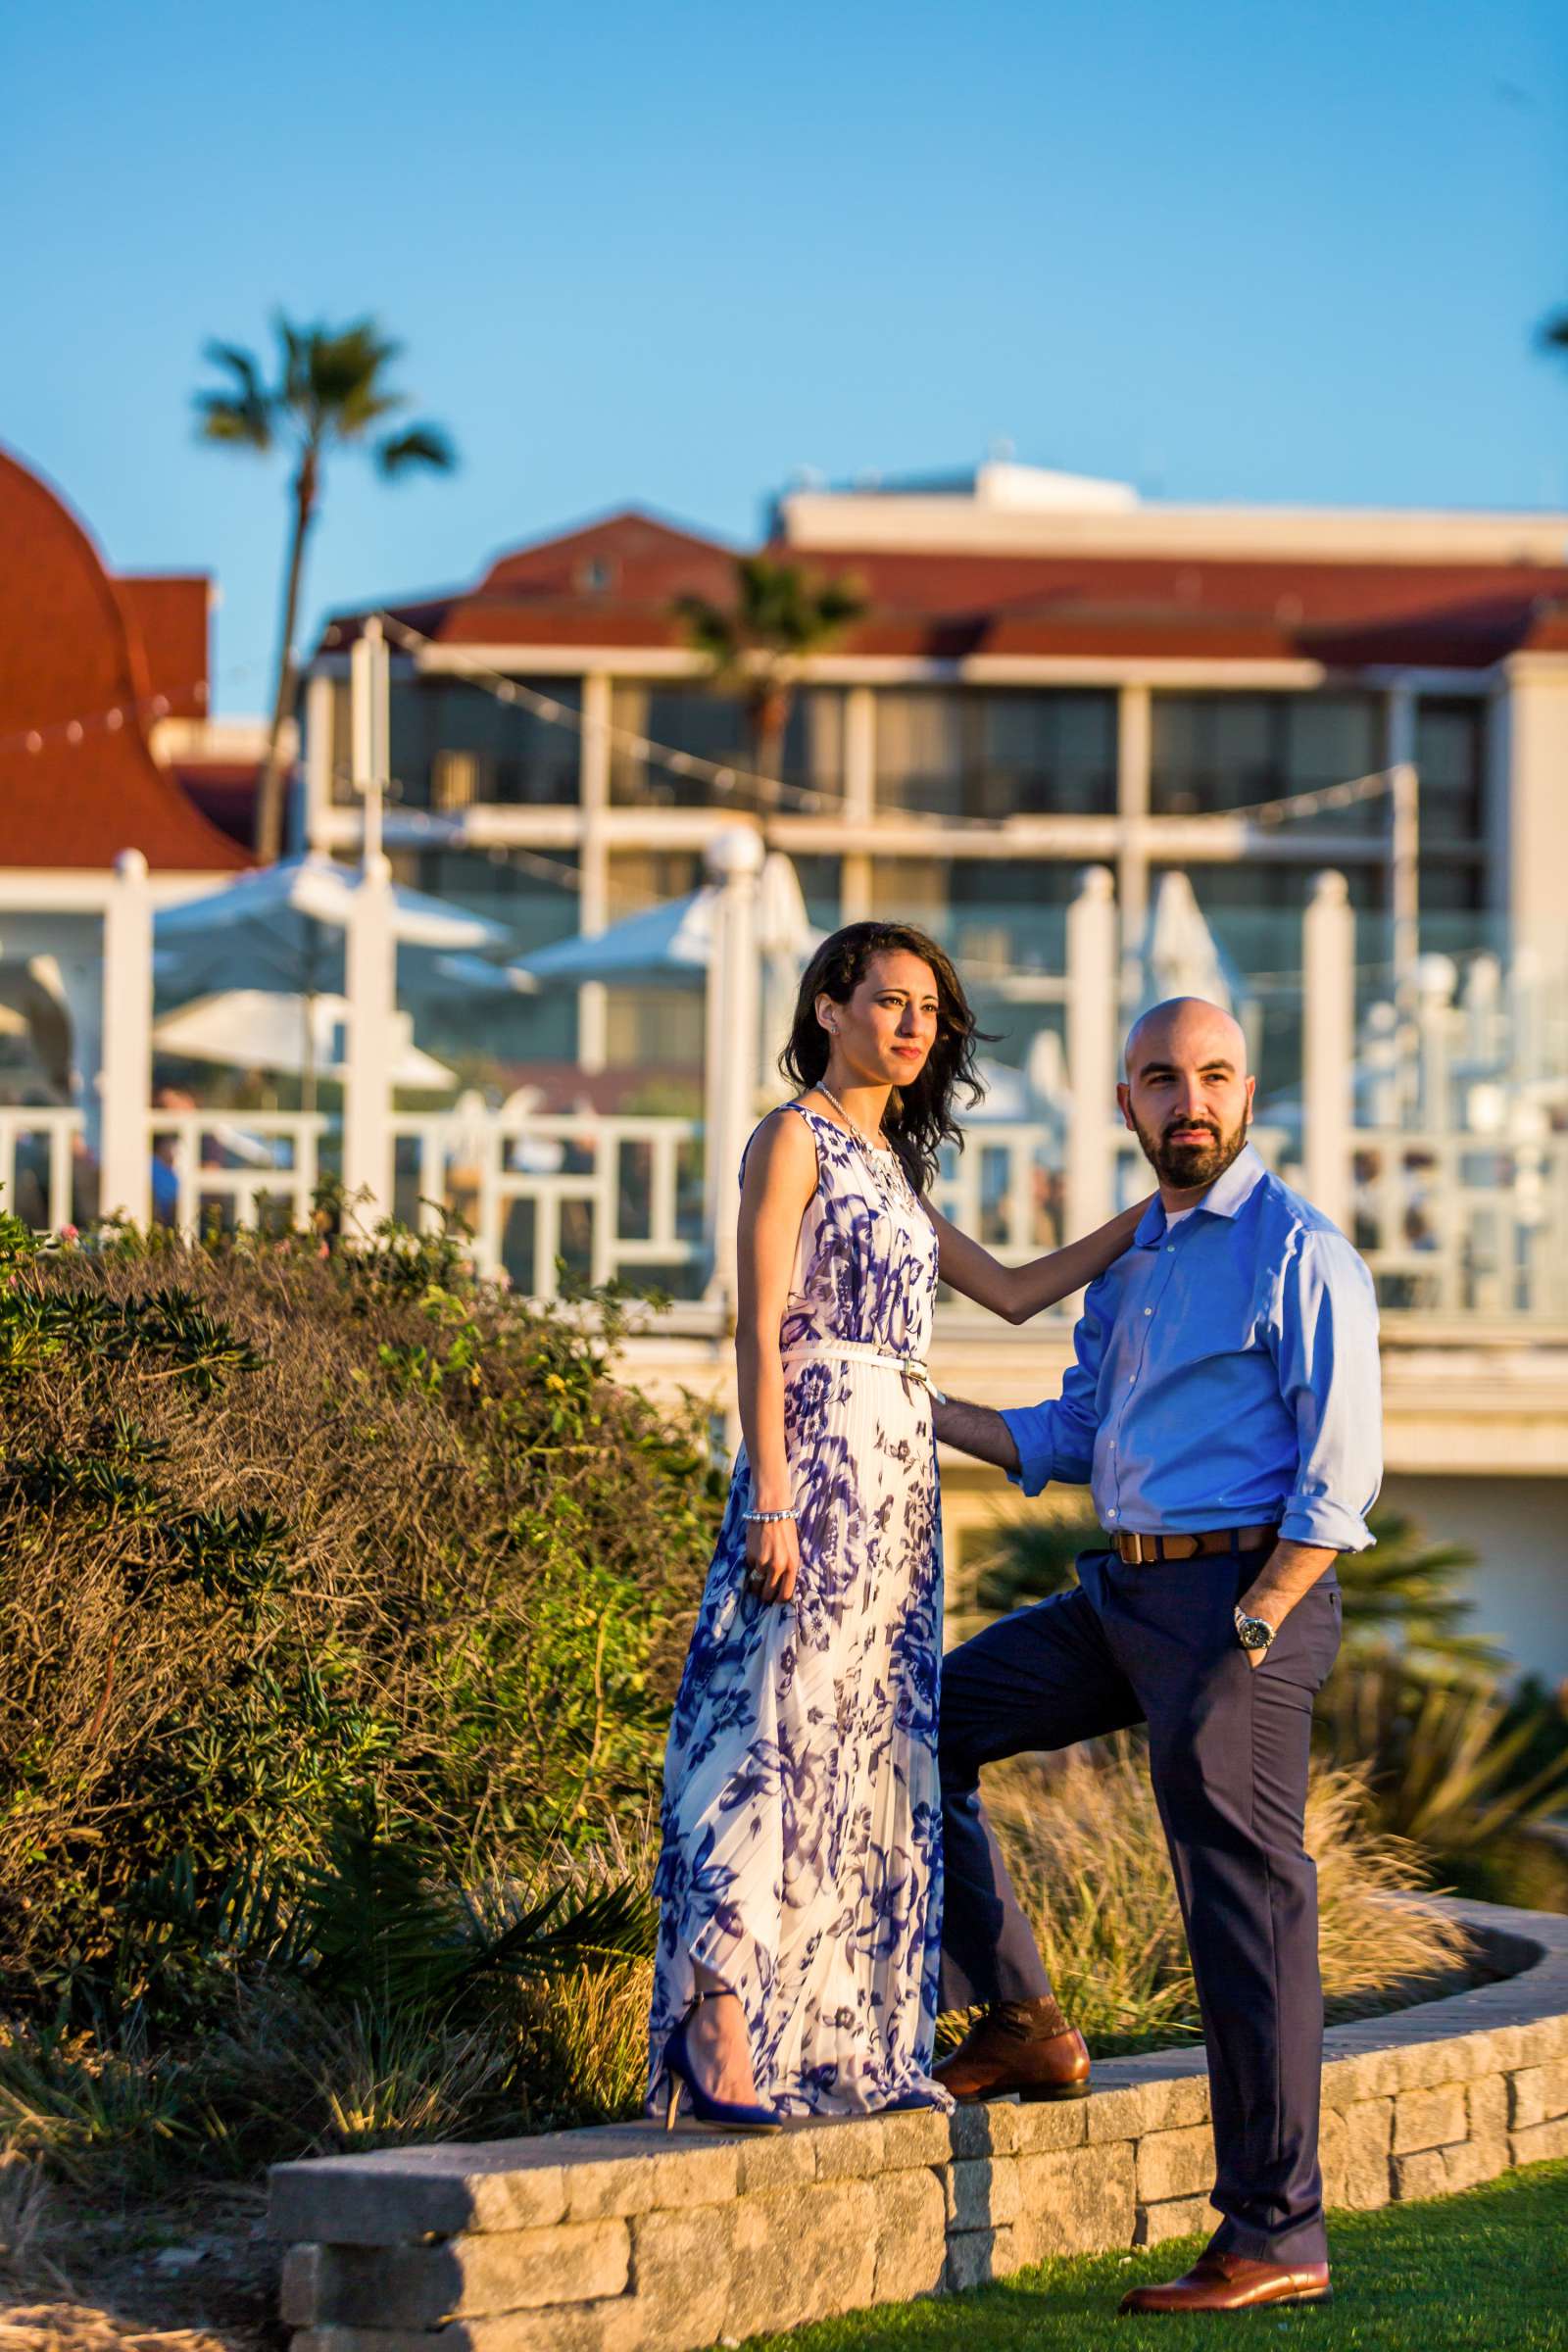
[737,2159,1568,2352]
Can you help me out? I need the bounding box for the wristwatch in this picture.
[1234,1604,1276,1653]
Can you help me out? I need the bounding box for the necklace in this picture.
[817,1083,893,1157]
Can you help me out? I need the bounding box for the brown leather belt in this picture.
[1110,1524,1278,1565]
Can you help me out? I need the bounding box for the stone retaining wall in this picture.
[271,1898,1568,2352]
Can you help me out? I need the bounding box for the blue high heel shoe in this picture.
[660,1989,780,2134]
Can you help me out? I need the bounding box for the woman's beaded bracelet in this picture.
[743,1506,798,1524]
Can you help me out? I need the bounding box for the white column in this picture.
[577,671,612,1072]
[304,671,336,851]
[1116,682,1152,967]
[1065,865,1118,1241]
[99,850,153,1224]
[1302,869,1354,1232]
[1497,653,1568,956]
[703,826,764,1307]
[840,683,876,922]
[350,616,388,863]
[343,852,396,1231]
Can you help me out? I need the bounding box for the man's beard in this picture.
[1132,1110,1249,1191]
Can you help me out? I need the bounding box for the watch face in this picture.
[1237,1616,1272,1649]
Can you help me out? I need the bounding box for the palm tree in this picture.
[673,555,865,807]
[195,316,457,862]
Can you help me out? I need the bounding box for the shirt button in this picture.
[1166,1246,1175,1254]
[1128,1374,1136,1384]
[1144,1306,1152,1316]
[1107,1507,1117,1519]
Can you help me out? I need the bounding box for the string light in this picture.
[0,659,268,761]
[368,610,1406,839]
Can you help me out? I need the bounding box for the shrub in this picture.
[970,1740,1476,2055]
[0,1212,723,2019]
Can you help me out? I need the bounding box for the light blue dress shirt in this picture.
[1001,1145,1382,1551]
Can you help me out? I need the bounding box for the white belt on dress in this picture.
[780,1339,932,1388]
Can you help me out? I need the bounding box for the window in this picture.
[610,685,844,808]
[868,858,1080,975]
[1151,691,1381,820]
[387,679,582,809]
[875,689,1116,818]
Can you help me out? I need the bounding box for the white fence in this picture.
[3,858,1565,1329]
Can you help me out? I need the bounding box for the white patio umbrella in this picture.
[154,853,509,998]
[1138,871,1242,1013]
[154,853,507,1109]
[153,992,459,1091]
[511,852,823,990]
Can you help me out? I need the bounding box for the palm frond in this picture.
[376,423,458,477]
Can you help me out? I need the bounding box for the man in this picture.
[932,997,1381,2316]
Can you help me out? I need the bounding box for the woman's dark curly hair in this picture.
[779,922,988,1195]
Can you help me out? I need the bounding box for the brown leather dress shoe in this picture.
[933,1997,1091,2102]
[1118,2251,1332,2315]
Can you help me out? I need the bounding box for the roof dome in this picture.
[0,445,244,870]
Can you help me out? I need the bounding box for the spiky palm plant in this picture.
[194,316,456,860]
[969,1503,1500,1681]
[673,554,865,805]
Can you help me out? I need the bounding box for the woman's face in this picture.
[819,950,942,1086]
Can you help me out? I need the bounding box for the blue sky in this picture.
[5,0,1566,714]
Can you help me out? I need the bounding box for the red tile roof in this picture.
[0,446,247,871]
[316,510,1568,672]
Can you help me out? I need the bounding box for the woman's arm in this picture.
[925,1195,1149,1325]
[733,1111,818,1602]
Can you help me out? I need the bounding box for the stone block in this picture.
[877,2105,953,2170]
[1015,2141,1137,2262]
[1391,2147,1450,2201]
[1136,2125,1214,2205]
[1083,2083,1163,2144]
[629,2203,733,2352]
[1508,2060,1568,2132]
[280,2246,321,2329]
[942,2157,1020,2231]
[808,2116,887,2180]
[1009,2098,1089,2155]
[270,2150,564,2247]
[870,2165,946,2304]
[1317,2108,1348,2210]
[1337,2099,1394,2211]
[291,2315,645,2352]
[944,2225,1019,2292]
[561,2131,739,2222]
[1511,2116,1568,2165]
[724,2180,879,2340]
[1090,2065,1211,2133]
[1136,2193,1219,2247]
[948,2100,1024,2158]
[1392,2082,1468,2155]
[1444,2134,1509,2192]
[736,2126,818,2194]
[304,2222,630,2327]
[1320,2047,1402,2106]
[1467,2073,1509,2144]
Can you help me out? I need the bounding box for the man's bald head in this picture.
[1124,997,1250,1083]
[1117,996,1255,1198]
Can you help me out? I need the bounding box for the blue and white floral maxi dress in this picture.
[649,1102,950,2116]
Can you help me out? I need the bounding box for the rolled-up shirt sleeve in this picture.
[1000,1276,1110,1497]
[1271,1228,1382,1551]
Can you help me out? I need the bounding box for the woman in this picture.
[649,922,1143,2129]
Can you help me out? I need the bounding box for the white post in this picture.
[100,850,153,1225]
[703,826,765,1306]
[303,670,336,852]
[343,851,396,1233]
[351,614,388,863]
[1065,865,1118,1241]
[577,671,612,1074]
[840,684,876,922]
[1390,759,1419,992]
[343,615,395,1232]
[1302,869,1354,1232]
[1116,682,1152,982]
